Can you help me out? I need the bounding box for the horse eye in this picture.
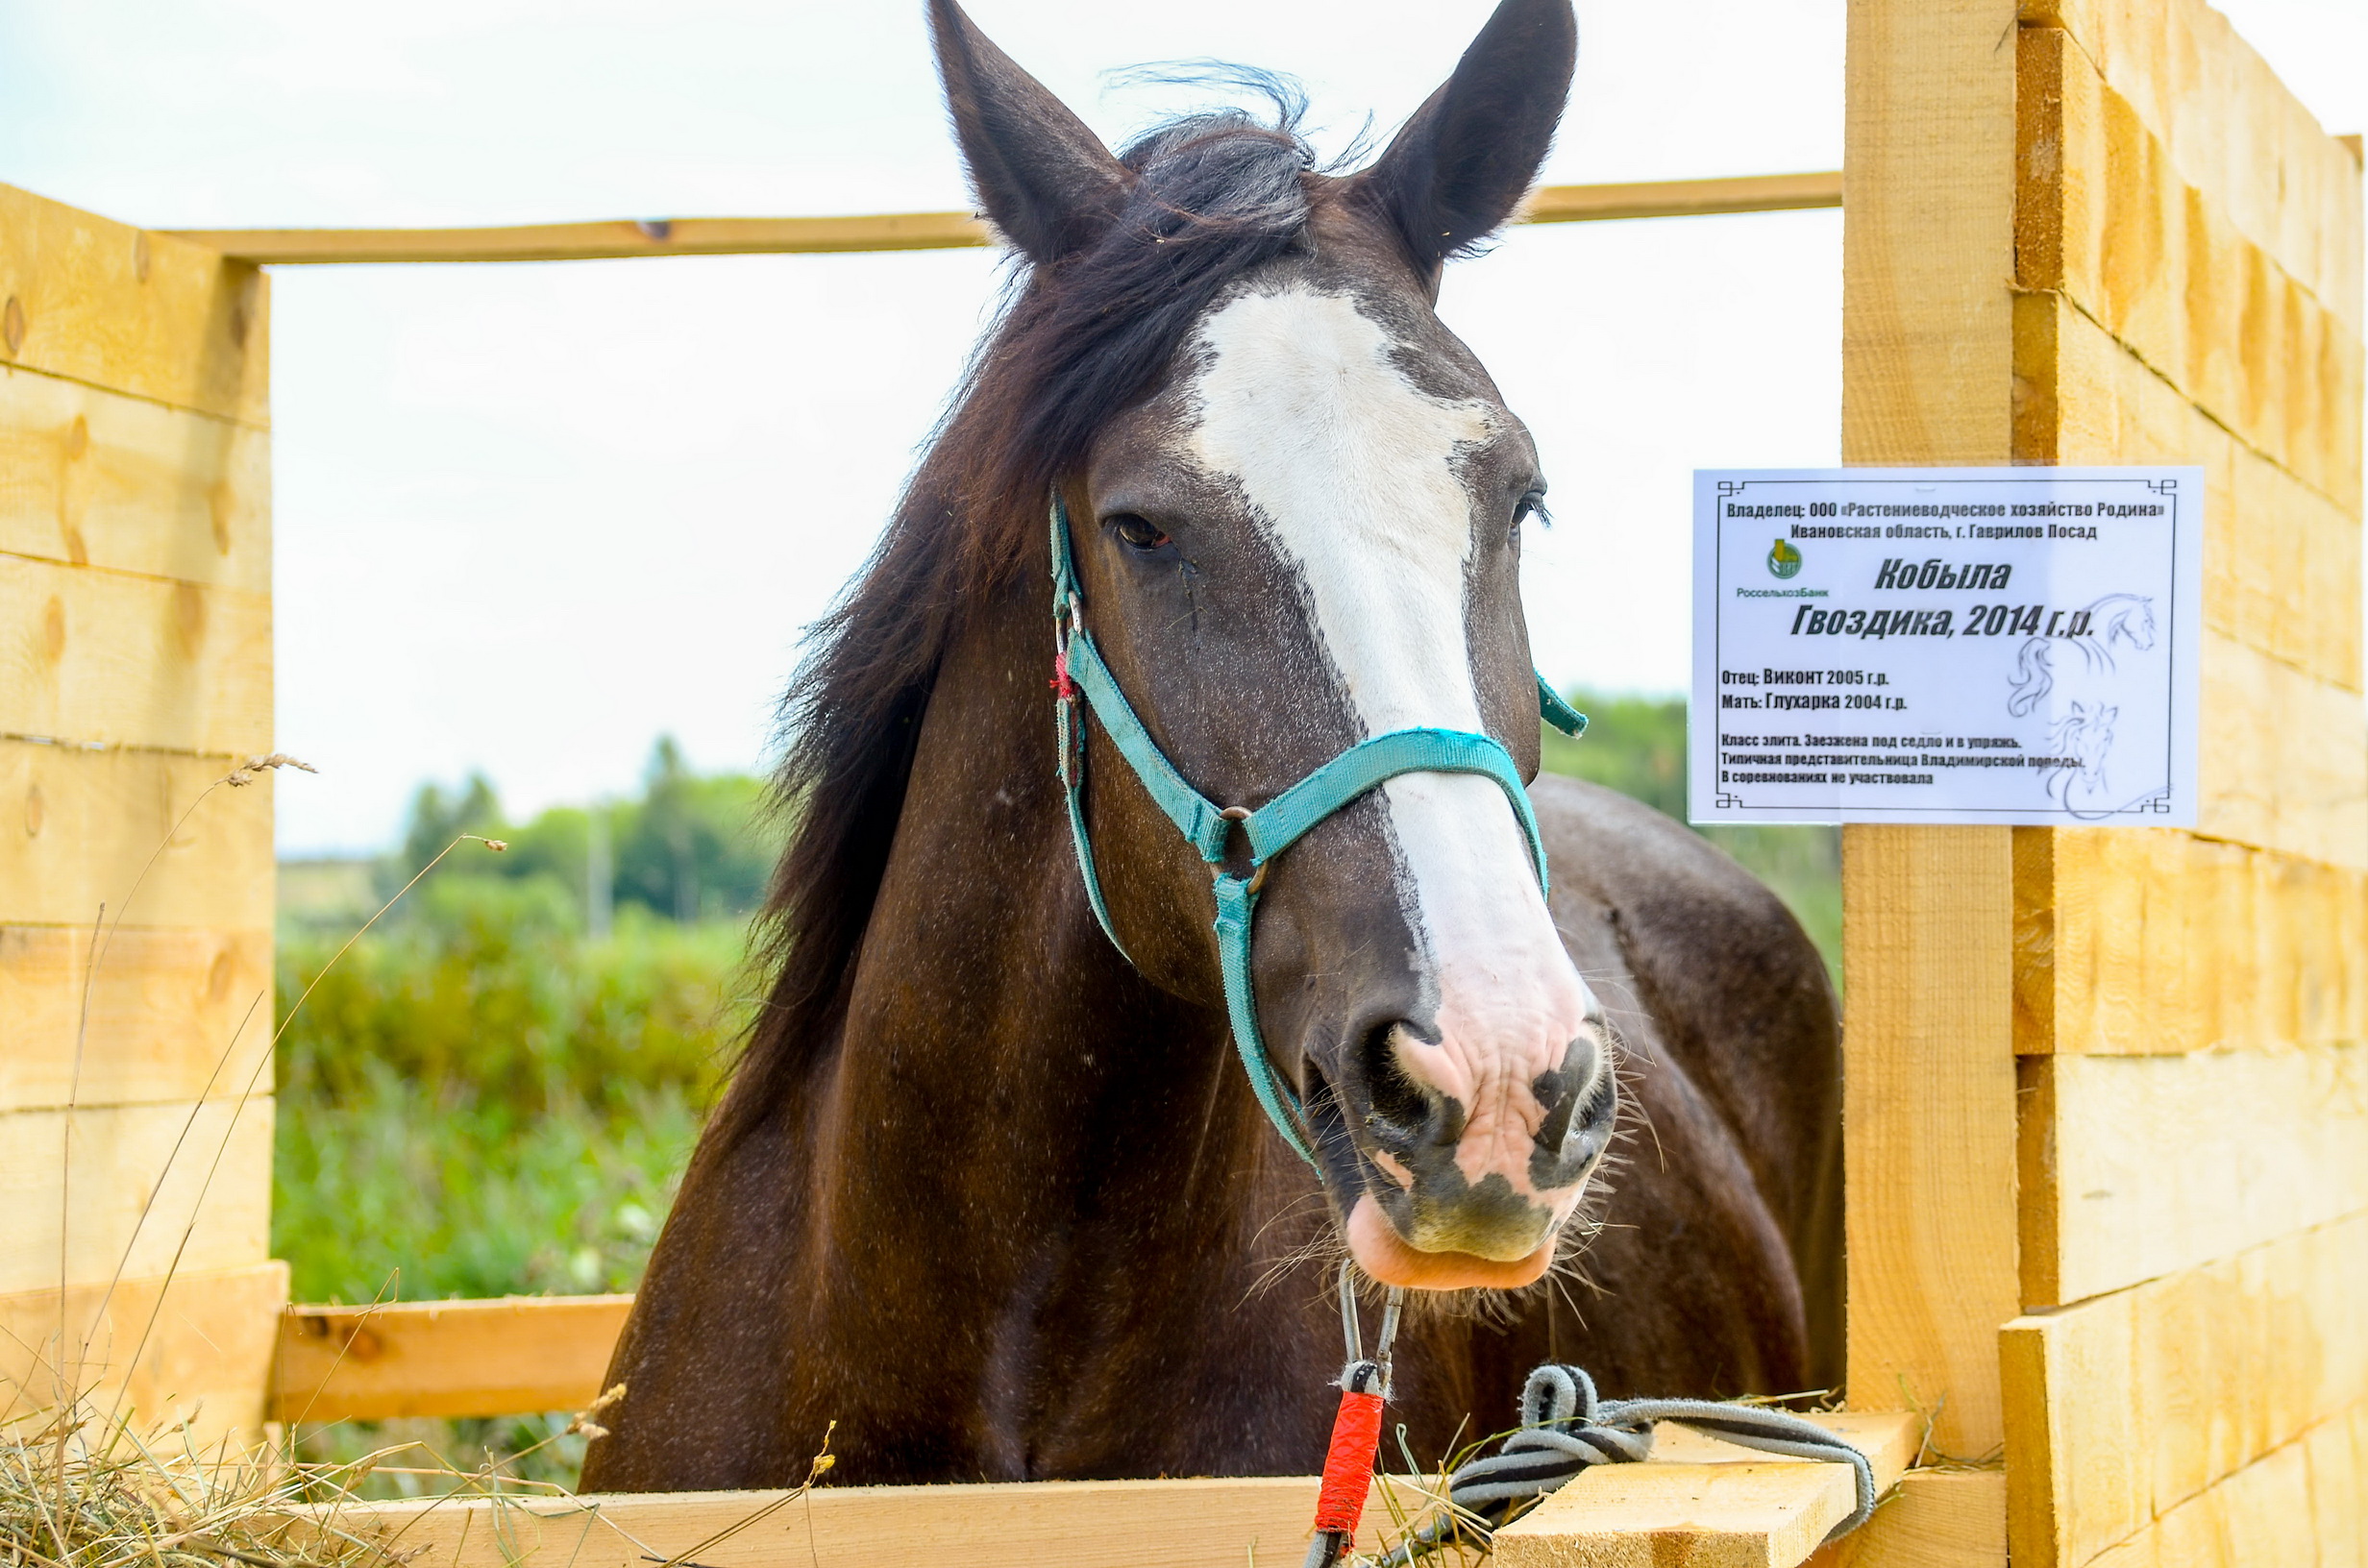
[1513,490,1550,530]
[1109,513,1172,551]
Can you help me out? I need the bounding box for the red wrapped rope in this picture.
[1313,1382,1387,1536]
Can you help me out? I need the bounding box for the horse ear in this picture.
[927,0,1129,264]
[1351,0,1576,273]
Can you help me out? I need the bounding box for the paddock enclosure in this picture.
[4,0,2362,1562]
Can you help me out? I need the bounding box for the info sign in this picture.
[1690,467,2202,825]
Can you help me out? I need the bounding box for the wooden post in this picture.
[0,183,285,1444]
[1839,0,2025,1463]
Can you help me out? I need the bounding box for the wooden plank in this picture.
[2194,629,2368,869]
[1838,0,2022,1464]
[0,740,276,929]
[2002,1212,2368,1568]
[0,363,271,592]
[2014,830,2368,1057]
[2073,1402,2367,1568]
[2017,24,2365,511]
[0,183,268,425]
[273,1295,635,1423]
[1808,1469,2007,1567]
[1491,1410,1920,1568]
[2013,287,2362,688]
[0,553,272,756]
[0,1097,274,1294]
[1519,170,1842,224]
[2017,1046,2368,1307]
[165,173,1845,266]
[2021,0,2365,335]
[0,924,271,1113]
[0,1260,286,1443]
[1843,829,2019,1460]
[278,1475,1399,1568]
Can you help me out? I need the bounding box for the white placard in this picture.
[1690,467,2202,825]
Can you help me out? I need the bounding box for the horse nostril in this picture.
[1358,1022,1447,1151]
[1532,1033,1611,1157]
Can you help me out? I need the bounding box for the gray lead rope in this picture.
[1378,1365,1876,1564]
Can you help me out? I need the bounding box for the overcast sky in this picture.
[1,0,2357,853]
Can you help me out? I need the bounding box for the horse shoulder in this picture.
[1526,772,1843,1388]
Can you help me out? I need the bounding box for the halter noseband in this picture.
[1048,495,1588,1166]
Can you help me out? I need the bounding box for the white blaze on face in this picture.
[1186,283,1601,1208]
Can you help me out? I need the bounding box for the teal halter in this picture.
[1048,496,1587,1166]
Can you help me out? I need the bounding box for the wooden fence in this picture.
[3,0,2361,1561]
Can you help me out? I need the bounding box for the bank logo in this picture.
[1767,538,1804,579]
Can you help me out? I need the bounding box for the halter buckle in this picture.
[1214,806,1270,894]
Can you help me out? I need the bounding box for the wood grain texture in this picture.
[0,1261,286,1443]
[274,1476,1397,1568]
[0,1097,273,1293]
[0,364,270,591]
[1491,1411,1920,1568]
[1838,0,2023,1465]
[1841,0,2019,468]
[2012,829,2368,1057]
[2020,0,2365,335]
[2002,1212,2368,1567]
[2072,1401,2367,1568]
[2017,25,2365,512]
[2017,1045,2368,1306]
[0,740,275,929]
[272,1295,635,1422]
[0,924,271,1113]
[1842,827,2019,1460]
[2014,289,2362,689]
[0,553,271,755]
[1807,1470,2007,1568]
[2194,629,2368,868]
[0,184,267,424]
[165,174,1845,265]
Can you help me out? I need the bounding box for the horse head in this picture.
[929,0,1610,1292]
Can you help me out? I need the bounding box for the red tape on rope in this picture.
[1313,1387,1386,1536]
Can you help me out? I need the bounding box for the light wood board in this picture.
[166,173,1844,265]
[2018,24,2364,513]
[0,552,272,756]
[0,740,275,929]
[0,183,268,425]
[1491,1410,1920,1568]
[0,363,271,591]
[1808,1469,2007,1567]
[2074,1400,2367,1568]
[2022,0,2365,333]
[2012,829,2368,1057]
[0,1260,285,1443]
[279,1476,1395,1568]
[0,1097,274,1293]
[1842,828,2019,1460]
[273,1295,635,1423]
[2013,289,2362,687]
[0,924,272,1113]
[2002,1210,2368,1567]
[1838,0,2024,1465]
[2016,1044,2368,1306]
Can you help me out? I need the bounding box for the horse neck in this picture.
[813,578,1315,1301]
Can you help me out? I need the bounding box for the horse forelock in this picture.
[730,98,1334,1112]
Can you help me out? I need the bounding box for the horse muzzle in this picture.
[1332,1022,1618,1290]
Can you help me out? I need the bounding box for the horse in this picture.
[580,0,1840,1492]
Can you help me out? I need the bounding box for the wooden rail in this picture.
[169,170,1840,264]
[272,1295,633,1422]
[268,1401,1919,1568]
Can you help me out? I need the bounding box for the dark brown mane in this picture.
[731,103,1322,1114]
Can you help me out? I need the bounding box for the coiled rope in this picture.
[1375,1364,1876,1565]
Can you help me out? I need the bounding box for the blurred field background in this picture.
[271,700,1834,1484]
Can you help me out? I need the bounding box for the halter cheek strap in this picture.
[1049,497,1587,1167]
